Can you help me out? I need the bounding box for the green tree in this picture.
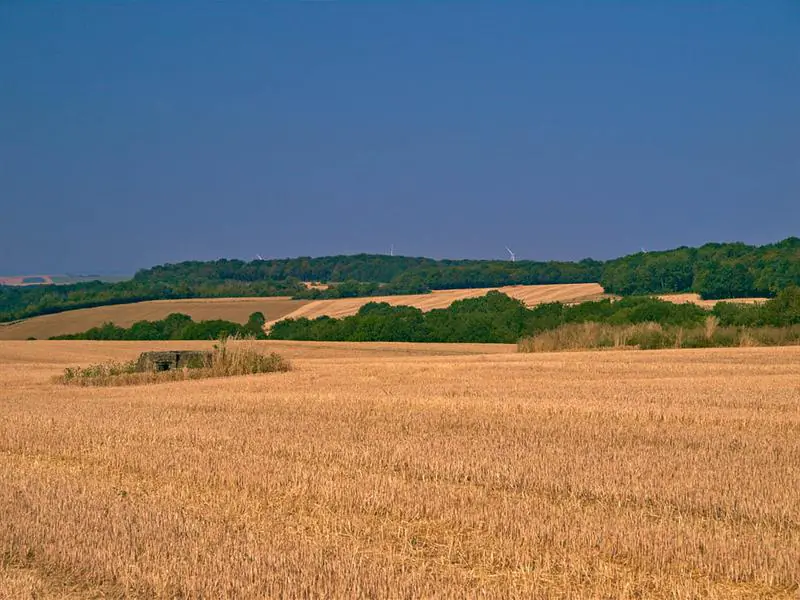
[245,312,268,338]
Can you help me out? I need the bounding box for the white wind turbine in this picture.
[505,246,516,262]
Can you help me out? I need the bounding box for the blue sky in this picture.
[1,2,798,274]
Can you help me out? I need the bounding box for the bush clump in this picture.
[57,338,290,387]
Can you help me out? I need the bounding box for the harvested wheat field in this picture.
[270,283,607,324]
[1,341,799,599]
[0,275,55,286]
[0,284,605,340]
[658,293,770,309]
[0,297,309,341]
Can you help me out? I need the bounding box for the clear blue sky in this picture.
[1,2,798,275]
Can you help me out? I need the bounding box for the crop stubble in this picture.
[0,342,798,598]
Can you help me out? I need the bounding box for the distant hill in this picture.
[0,284,777,341]
[0,297,307,340]
[1,237,798,323]
[268,284,606,327]
[0,275,55,286]
[0,274,129,286]
[1,284,605,340]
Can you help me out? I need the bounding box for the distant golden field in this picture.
[272,283,607,323]
[1,341,798,598]
[0,297,309,341]
[0,284,605,340]
[1,284,771,341]
[657,293,769,309]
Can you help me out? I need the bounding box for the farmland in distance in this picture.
[0,284,607,340]
[0,282,778,341]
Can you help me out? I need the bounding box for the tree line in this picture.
[601,237,800,298]
[3,237,798,322]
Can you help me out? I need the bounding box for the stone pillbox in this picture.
[135,351,212,372]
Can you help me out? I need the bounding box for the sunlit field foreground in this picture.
[1,341,798,599]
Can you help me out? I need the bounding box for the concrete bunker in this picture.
[135,351,212,373]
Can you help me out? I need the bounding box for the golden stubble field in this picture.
[270,283,608,323]
[0,298,310,341]
[0,341,798,599]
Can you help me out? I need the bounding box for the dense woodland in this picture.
[3,237,798,322]
[56,287,800,344]
[601,237,800,298]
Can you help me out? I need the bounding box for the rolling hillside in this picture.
[0,285,605,340]
[1,283,775,340]
[268,283,607,325]
[4,238,797,324]
[0,297,308,340]
[0,275,55,286]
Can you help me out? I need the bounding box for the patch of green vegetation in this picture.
[57,338,290,386]
[61,359,139,382]
[601,237,800,299]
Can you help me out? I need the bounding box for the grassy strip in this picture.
[518,318,800,352]
[56,339,290,386]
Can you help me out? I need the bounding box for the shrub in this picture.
[56,338,290,387]
[207,338,290,377]
[61,359,138,383]
[626,323,672,350]
[517,323,617,353]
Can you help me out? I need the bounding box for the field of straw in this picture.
[0,284,605,341]
[1,340,798,599]
[657,293,769,309]
[269,283,607,324]
[3,283,771,344]
[0,297,309,341]
[1,285,773,342]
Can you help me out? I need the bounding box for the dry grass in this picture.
[271,283,607,325]
[1,342,799,598]
[518,321,800,353]
[517,321,663,352]
[0,297,309,341]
